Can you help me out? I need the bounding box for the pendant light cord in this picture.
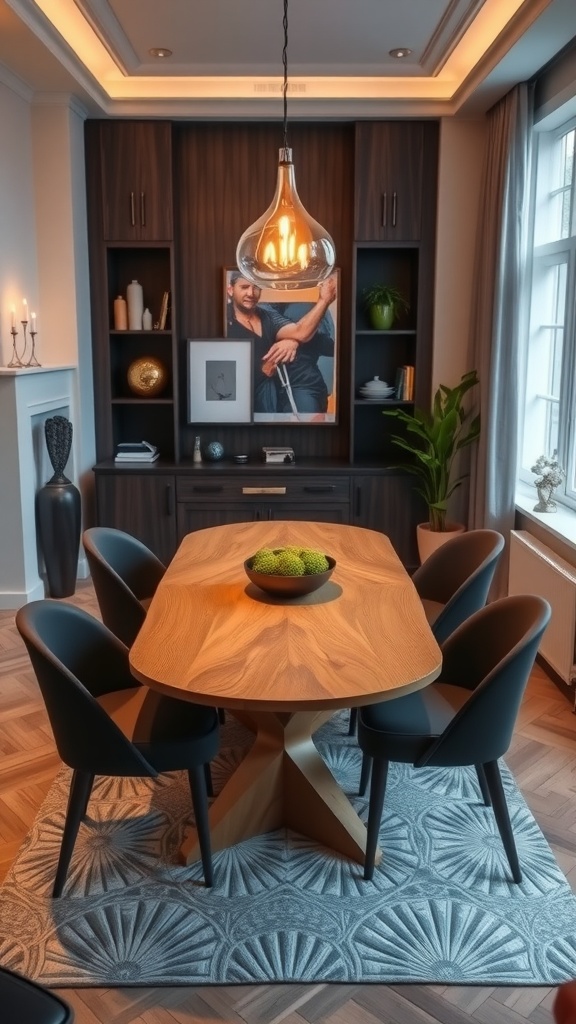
[282,0,289,152]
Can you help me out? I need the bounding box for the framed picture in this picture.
[187,338,252,423]
[223,267,340,425]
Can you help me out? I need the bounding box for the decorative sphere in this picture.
[127,356,168,397]
[204,441,225,461]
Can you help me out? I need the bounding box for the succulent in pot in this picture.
[362,284,409,330]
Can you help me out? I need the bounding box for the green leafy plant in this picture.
[362,284,409,326]
[384,369,480,532]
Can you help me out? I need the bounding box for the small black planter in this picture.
[36,416,81,598]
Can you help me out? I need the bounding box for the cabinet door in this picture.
[352,473,424,570]
[270,504,349,525]
[177,504,254,539]
[100,122,173,241]
[354,122,425,241]
[95,472,177,564]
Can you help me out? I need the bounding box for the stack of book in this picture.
[395,365,415,401]
[262,446,295,464]
[114,440,159,464]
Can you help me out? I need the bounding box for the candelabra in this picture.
[7,319,41,368]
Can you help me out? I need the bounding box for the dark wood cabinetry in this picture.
[354,121,432,241]
[99,121,173,241]
[87,118,439,567]
[95,470,177,564]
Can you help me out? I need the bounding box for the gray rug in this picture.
[1,712,575,987]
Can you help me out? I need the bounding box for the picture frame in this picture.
[187,338,252,423]
[223,267,340,425]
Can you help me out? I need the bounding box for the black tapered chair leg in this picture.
[53,769,95,898]
[359,753,372,796]
[188,765,214,887]
[348,707,358,735]
[204,762,214,798]
[475,764,491,806]
[483,760,521,883]
[218,708,226,724]
[364,758,388,881]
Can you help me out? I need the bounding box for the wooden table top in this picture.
[129,520,442,711]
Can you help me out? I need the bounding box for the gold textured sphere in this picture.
[127,356,169,397]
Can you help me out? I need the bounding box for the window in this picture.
[520,118,576,507]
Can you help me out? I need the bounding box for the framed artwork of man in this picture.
[223,268,339,425]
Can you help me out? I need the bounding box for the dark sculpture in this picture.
[36,416,81,598]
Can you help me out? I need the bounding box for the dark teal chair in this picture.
[358,594,551,882]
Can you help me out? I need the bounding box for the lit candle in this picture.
[10,305,15,329]
[22,297,28,322]
[31,311,37,331]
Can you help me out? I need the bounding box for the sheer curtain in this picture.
[467,82,533,594]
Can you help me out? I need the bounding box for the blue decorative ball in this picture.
[204,441,224,461]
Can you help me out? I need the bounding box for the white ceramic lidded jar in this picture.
[127,280,144,330]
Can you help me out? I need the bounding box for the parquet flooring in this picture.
[1,581,575,1024]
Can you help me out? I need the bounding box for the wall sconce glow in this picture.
[235,0,335,290]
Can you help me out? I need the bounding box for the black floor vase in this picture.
[36,416,81,598]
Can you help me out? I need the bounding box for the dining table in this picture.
[129,520,442,867]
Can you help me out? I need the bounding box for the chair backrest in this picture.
[0,965,73,1024]
[16,600,155,778]
[83,527,166,647]
[417,594,551,768]
[412,529,505,644]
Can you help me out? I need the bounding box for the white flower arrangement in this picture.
[531,454,565,512]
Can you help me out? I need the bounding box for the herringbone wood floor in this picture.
[1,581,575,1024]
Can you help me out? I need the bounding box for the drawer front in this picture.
[176,475,350,503]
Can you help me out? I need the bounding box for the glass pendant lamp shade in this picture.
[236,147,336,290]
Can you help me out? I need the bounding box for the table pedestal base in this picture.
[180,710,380,868]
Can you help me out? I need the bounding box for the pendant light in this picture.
[235,0,336,290]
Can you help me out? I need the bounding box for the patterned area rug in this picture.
[1,712,575,987]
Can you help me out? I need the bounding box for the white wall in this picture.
[0,77,95,604]
[433,118,487,392]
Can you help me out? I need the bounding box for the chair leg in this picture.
[475,764,491,806]
[359,753,372,796]
[364,758,388,881]
[204,761,214,798]
[188,765,214,887]
[483,760,522,884]
[53,769,95,898]
[218,708,226,724]
[347,707,357,735]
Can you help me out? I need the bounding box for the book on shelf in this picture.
[395,365,414,401]
[158,290,170,330]
[262,446,295,464]
[114,440,159,463]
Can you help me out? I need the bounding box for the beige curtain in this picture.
[467,82,533,595]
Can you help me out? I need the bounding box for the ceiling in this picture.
[0,0,575,118]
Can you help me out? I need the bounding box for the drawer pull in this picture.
[303,486,335,493]
[192,485,223,494]
[242,486,287,495]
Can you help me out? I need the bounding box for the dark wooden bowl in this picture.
[244,555,336,598]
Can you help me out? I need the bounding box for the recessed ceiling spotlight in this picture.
[149,47,172,58]
[389,48,412,58]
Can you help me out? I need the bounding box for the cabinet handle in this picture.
[303,485,335,493]
[355,486,362,517]
[381,191,387,227]
[130,191,135,226]
[392,191,397,227]
[140,192,146,227]
[242,486,286,495]
[165,484,174,516]
[192,485,223,493]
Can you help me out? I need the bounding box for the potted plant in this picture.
[362,284,409,330]
[384,369,480,561]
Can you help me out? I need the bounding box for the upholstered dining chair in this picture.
[357,594,551,882]
[16,599,219,895]
[82,526,166,649]
[0,965,73,1023]
[83,526,225,735]
[348,528,505,736]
